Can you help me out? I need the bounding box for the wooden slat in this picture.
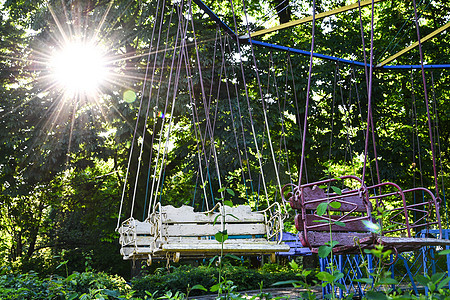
[162,242,290,253]
[303,187,368,212]
[121,246,153,257]
[378,236,450,246]
[302,186,327,201]
[161,223,266,237]
[120,240,290,259]
[306,231,374,247]
[161,205,265,223]
[118,220,154,234]
[304,214,371,232]
[221,205,266,222]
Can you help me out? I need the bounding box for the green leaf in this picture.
[353,278,373,284]
[102,289,121,297]
[271,280,300,286]
[210,283,220,292]
[226,213,239,220]
[318,245,332,258]
[313,219,331,223]
[213,214,221,225]
[326,240,339,248]
[67,293,79,300]
[226,188,235,196]
[333,221,346,227]
[431,272,446,284]
[218,187,226,193]
[335,282,346,290]
[215,230,228,243]
[333,272,344,282]
[317,202,328,216]
[316,271,335,282]
[377,278,399,285]
[224,254,241,261]
[56,260,68,269]
[415,274,429,286]
[437,276,450,290]
[365,291,388,300]
[208,256,218,267]
[223,200,233,207]
[329,201,341,209]
[289,260,299,270]
[438,249,450,255]
[330,186,342,195]
[191,284,207,291]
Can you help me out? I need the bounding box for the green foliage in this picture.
[0,269,132,299]
[131,264,297,298]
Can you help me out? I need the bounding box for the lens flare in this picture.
[50,42,107,95]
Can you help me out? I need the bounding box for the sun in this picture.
[50,41,108,96]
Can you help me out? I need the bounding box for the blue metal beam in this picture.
[382,64,450,69]
[250,39,369,68]
[191,0,237,38]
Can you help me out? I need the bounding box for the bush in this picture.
[131,264,298,298]
[0,268,132,299]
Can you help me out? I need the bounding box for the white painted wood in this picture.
[161,205,218,223]
[118,204,286,260]
[160,205,265,223]
[220,205,265,222]
[161,223,266,237]
[132,236,276,244]
[118,219,154,234]
[162,242,290,252]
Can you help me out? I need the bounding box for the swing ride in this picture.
[116,0,449,267]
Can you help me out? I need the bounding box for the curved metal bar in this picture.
[403,187,443,237]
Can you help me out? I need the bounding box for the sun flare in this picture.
[50,42,108,95]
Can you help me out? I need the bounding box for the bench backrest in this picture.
[293,186,373,233]
[158,205,268,238]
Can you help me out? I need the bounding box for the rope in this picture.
[410,69,424,187]
[411,0,440,200]
[244,0,285,206]
[188,0,225,202]
[287,53,307,183]
[219,32,251,203]
[351,66,375,185]
[328,63,339,176]
[297,0,316,187]
[149,4,187,214]
[142,0,168,220]
[269,50,293,188]
[280,52,294,185]
[229,0,271,208]
[430,71,448,226]
[225,35,257,204]
[116,0,163,229]
[360,0,375,185]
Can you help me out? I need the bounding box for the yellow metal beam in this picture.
[246,0,385,38]
[377,22,450,67]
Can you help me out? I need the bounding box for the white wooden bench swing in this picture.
[118,201,288,265]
